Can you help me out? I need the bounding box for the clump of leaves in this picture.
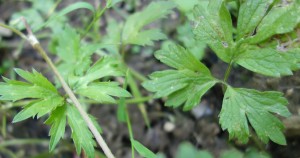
[0,26,131,158]
[143,0,300,145]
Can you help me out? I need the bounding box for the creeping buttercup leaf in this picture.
[122,1,175,46]
[249,1,300,44]
[219,87,291,145]
[193,0,233,62]
[0,69,64,122]
[236,0,273,40]
[45,105,67,151]
[236,47,298,77]
[143,44,217,110]
[67,105,96,158]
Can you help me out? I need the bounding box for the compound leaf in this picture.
[249,1,300,44]
[45,105,67,151]
[237,0,273,40]
[0,69,64,122]
[193,0,233,62]
[122,1,175,46]
[67,105,95,158]
[219,87,290,145]
[236,47,298,77]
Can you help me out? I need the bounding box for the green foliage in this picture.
[0,69,64,122]
[220,87,290,145]
[67,105,95,158]
[45,105,67,151]
[143,44,217,110]
[144,0,300,145]
[131,139,156,158]
[122,1,175,46]
[175,142,213,158]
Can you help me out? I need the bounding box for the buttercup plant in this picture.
[0,0,300,158]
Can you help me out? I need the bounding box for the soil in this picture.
[0,0,300,158]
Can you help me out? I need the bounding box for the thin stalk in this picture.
[129,67,147,82]
[2,114,6,138]
[119,44,150,128]
[0,23,27,40]
[127,73,151,128]
[222,61,233,92]
[0,139,48,147]
[0,22,115,158]
[0,147,18,158]
[81,5,107,39]
[126,106,135,158]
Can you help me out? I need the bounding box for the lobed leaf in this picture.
[45,105,67,151]
[122,1,175,46]
[237,0,273,40]
[249,1,300,44]
[0,69,64,122]
[236,47,298,77]
[155,44,210,73]
[67,105,95,158]
[75,82,131,104]
[219,87,290,145]
[143,44,216,110]
[193,0,233,62]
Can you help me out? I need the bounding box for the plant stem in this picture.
[32,39,115,158]
[222,62,233,92]
[0,139,49,147]
[0,22,115,158]
[0,23,27,40]
[81,5,107,39]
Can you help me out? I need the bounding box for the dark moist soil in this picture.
[1,1,300,158]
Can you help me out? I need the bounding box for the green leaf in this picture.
[0,69,64,122]
[236,47,297,77]
[56,26,102,78]
[45,105,67,151]
[132,139,156,158]
[219,87,291,145]
[143,44,216,110]
[103,19,122,56]
[175,142,213,158]
[155,44,210,73]
[193,0,233,62]
[177,22,206,60]
[144,70,216,110]
[106,0,123,8]
[35,2,95,32]
[13,96,64,122]
[220,149,243,158]
[75,82,131,104]
[236,0,273,40]
[122,1,175,46]
[249,1,300,44]
[171,0,199,13]
[67,105,95,158]
[69,56,124,89]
